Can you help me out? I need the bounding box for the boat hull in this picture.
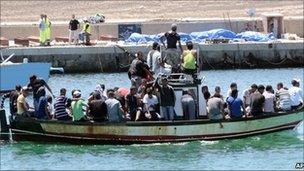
[0,63,51,91]
[10,109,304,144]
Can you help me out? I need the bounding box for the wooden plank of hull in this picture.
[10,110,303,143]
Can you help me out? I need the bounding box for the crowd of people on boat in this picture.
[1,23,303,122]
[1,74,303,123]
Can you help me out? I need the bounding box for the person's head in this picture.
[72,14,75,19]
[161,77,168,86]
[258,85,265,94]
[71,89,77,97]
[152,42,159,50]
[15,85,22,92]
[230,82,237,90]
[171,23,177,32]
[292,79,300,87]
[231,89,238,98]
[204,91,211,100]
[214,86,221,94]
[73,90,81,98]
[47,95,52,104]
[40,14,44,19]
[130,86,137,95]
[107,89,115,98]
[250,84,258,93]
[21,87,29,97]
[266,85,273,92]
[93,92,101,100]
[136,51,144,60]
[100,84,105,91]
[277,82,283,90]
[29,75,37,83]
[60,88,66,96]
[201,85,209,94]
[186,41,193,50]
[182,90,188,96]
[146,87,153,97]
[44,15,48,19]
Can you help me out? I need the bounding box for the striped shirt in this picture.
[54,96,68,119]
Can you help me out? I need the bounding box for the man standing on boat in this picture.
[181,41,197,78]
[128,51,153,89]
[160,23,183,73]
[156,77,176,120]
[27,75,54,111]
[2,85,22,114]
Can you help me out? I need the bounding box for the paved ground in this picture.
[1,0,303,23]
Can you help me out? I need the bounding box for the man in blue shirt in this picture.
[226,89,246,119]
[35,88,52,119]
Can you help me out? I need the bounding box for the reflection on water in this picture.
[1,68,303,170]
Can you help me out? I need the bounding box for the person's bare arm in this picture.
[160,34,167,49]
[44,82,54,98]
[178,40,183,53]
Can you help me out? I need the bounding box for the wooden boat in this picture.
[8,109,303,144]
[4,73,303,144]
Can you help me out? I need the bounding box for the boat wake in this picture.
[294,120,304,141]
[200,140,219,146]
[131,142,189,147]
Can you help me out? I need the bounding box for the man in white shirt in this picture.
[289,79,303,110]
[275,82,291,111]
[142,88,160,121]
[243,84,258,108]
[263,85,276,113]
[147,42,162,76]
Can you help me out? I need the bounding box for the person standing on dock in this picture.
[44,15,52,46]
[68,14,80,45]
[38,14,46,46]
[160,23,183,73]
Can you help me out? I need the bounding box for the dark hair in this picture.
[291,80,298,86]
[230,82,237,88]
[215,86,221,92]
[231,89,238,97]
[30,75,37,80]
[186,41,193,50]
[113,87,119,92]
[258,85,265,90]
[37,87,46,97]
[15,85,22,91]
[107,89,115,97]
[277,82,283,88]
[47,95,52,103]
[152,42,159,50]
[251,84,258,89]
[60,88,66,95]
[182,90,188,95]
[71,89,77,96]
[266,85,272,91]
[93,92,101,100]
[204,91,211,100]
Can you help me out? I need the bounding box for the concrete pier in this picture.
[1,40,303,73]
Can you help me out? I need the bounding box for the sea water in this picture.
[1,68,303,170]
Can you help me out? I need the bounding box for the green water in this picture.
[1,68,303,170]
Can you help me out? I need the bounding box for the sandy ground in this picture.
[0,0,303,23]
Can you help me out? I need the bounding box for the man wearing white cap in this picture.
[71,90,88,121]
[289,79,303,110]
[160,23,183,73]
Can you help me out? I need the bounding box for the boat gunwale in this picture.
[14,108,304,126]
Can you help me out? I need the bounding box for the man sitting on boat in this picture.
[2,85,22,115]
[289,79,303,110]
[249,85,265,116]
[54,88,72,121]
[226,89,246,119]
[263,85,276,114]
[35,87,52,119]
[71,90,88,122]
[105,89,125,122]
[125,86,140,121]
[87,91,108,122]
[275,82,291,111]
[206,91,226,120]
[141,87,160,121]
[16,87,34,117]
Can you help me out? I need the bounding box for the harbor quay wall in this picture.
[1,41,303,73]
[0,17,303,40]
